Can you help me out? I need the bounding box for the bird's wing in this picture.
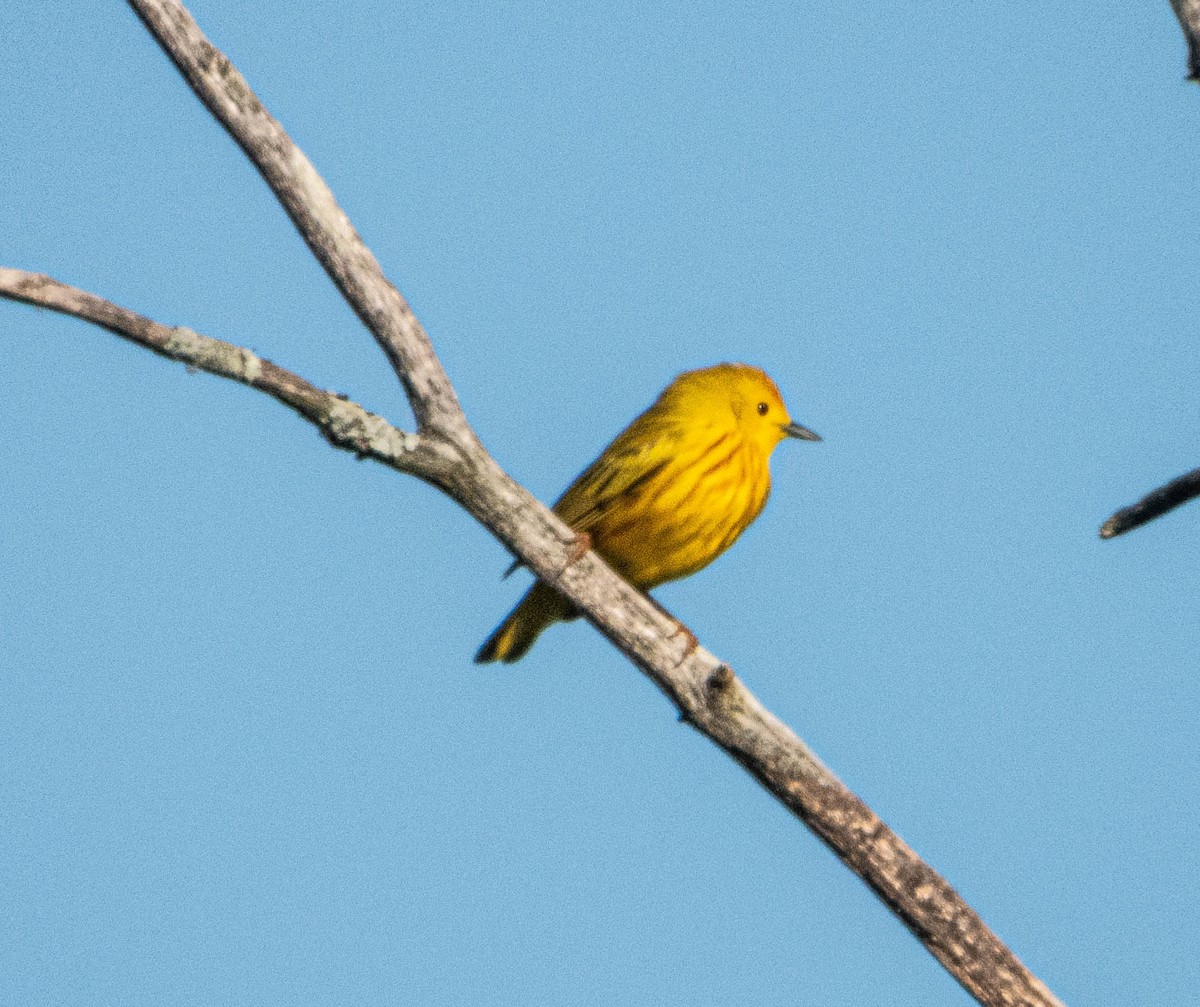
[499,414,681,578]
[552,422,679,533]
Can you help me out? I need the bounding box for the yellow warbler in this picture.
[475,363,819,663]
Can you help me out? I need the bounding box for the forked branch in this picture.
[128,0,464,436]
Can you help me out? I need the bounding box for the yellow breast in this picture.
[588,431,771,589]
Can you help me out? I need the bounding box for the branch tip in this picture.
[1099,464,1200,539]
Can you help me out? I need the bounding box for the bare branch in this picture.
[2,281,1066,1007]
[0,268,457,482]
[126,0,467,439]
[1100,464,1200,538]
[1171,0,1200,80]
[4,4,1069,1005]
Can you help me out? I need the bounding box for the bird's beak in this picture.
[782,420,821,442]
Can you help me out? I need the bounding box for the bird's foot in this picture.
[566,531,592,567]
[643,593,699,661]
[668,619,699,661]
[551,531,592,586]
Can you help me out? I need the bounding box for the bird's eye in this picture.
[756,402,769,416]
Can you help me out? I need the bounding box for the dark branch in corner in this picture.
[1096,8,1200,536]
[1100,465,1200,538]
[1171,0,1200,80]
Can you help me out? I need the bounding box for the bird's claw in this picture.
[669,619,699,661]
[566,531,592,567]
[551,531,592,586]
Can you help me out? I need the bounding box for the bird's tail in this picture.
[475,582,575,664]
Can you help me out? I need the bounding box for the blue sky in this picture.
[4,3,1198,1004]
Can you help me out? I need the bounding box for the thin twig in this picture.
[1100,465,1200,538]
[0,269,457,480]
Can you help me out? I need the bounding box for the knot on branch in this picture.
[677,666,736,727]
[706,663,735,697]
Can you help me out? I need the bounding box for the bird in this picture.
[475,362,820,663]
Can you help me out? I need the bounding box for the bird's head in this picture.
[661,363,820,456]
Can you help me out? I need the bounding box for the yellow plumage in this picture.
[475,363,819,663]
